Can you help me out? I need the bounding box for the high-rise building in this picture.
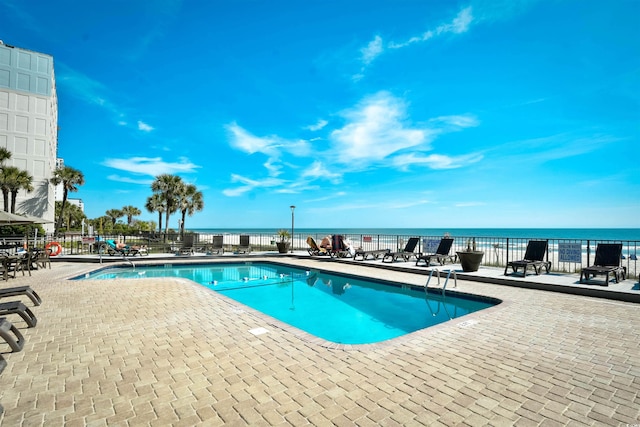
[0,41,57,232]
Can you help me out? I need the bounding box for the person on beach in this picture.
[320,235,332,250]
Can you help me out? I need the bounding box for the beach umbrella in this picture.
[16,213,52,224]
[14,213,53,248]
[0,211,34,225]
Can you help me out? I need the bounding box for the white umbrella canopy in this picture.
[0,211,35,225]
[16,213,53,224]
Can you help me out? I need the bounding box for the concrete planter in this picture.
[457,251,484,272]
[276,242,290,253]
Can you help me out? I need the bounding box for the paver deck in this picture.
[0,256,638,426]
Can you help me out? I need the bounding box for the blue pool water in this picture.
[77,262,499,344]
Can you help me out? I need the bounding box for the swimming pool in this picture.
[78,262,500,344]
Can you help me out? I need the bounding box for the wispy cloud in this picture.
[102,156,200,178]
[300,161,342,184]
[455,201,486,207]
[137,121,154,132]
[224,92,485,196]
[57,63,154,133]
[305,119,328,131]
[222,174,286,197]
[310,198,433,213]
[357,6,474,74]
[489,132,622,164]
[105,174,154,185]
[360,35,384,65]
[392,152,483,170]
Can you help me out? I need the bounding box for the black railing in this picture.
[5,232,638,278]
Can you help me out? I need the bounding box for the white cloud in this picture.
[428,114,480,130]
[106,174,154,185]
[330,92,432,166]
[438,7,473,35]
[361,35,384,65]
[306,119,328,131]
[137,121,154,132]
[455,201,486,207]
[222,173,285,197]
[361,7,474,67]
[226,122,311,157]
[301,161,343,184]
[392,152,484,170]
[102,156,200,177]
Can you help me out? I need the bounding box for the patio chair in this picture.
[207,235,224,255]
[329,235,351,258]
[0,256,17,281]
[504,240,551,276]
[382,237,420,263]
[0,316,25,352]
[580,243,625,285]
[416,238,456,266]
[353,247,390,261]
[0,301,37,328]
[35,248,51,269]
[105,239,135,256]
[177,234,196,255]
[237,235,252,254]
[0,286,42,306]
[306,236,328,256]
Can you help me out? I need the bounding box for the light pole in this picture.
[290,205,296,253]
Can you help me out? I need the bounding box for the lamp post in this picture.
[290,205,296,253]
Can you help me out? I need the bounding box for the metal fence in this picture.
[3,232,638,278]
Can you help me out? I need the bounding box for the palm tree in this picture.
[145,193,165,233]
[105,209,123,226]
[120,205,141,225]
[0,147,12,165]
[150,174,184,237]
[0,166,20,212]
[0,166,32,213]
[50,166,85,235]
[177,184,204,239]
[55,201,86,231]
[10,169,34,213]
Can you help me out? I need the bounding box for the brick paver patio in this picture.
[0,258,638,426]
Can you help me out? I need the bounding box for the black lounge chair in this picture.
[416,238,456,266]
[354,248,390,261]
[306,237,328,256]
[382,237,420,263]
[0,316,25,352]
[237,235,252,254]
[207,235,224,255]
[177,234,196,255]
[504,240,551,276]
[580,243,625,285]
[0,301,37,328]
[329,235,351,258]
[0,286,42,306]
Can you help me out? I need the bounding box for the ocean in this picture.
[191,228,640,242]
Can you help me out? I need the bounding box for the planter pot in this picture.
[276,242,290,253]
[457,251,484,272]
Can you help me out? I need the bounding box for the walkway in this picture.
[0,255,638,425]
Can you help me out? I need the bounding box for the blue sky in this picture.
[2,0,638,229]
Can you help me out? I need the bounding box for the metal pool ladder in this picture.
[425,268,457,296]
